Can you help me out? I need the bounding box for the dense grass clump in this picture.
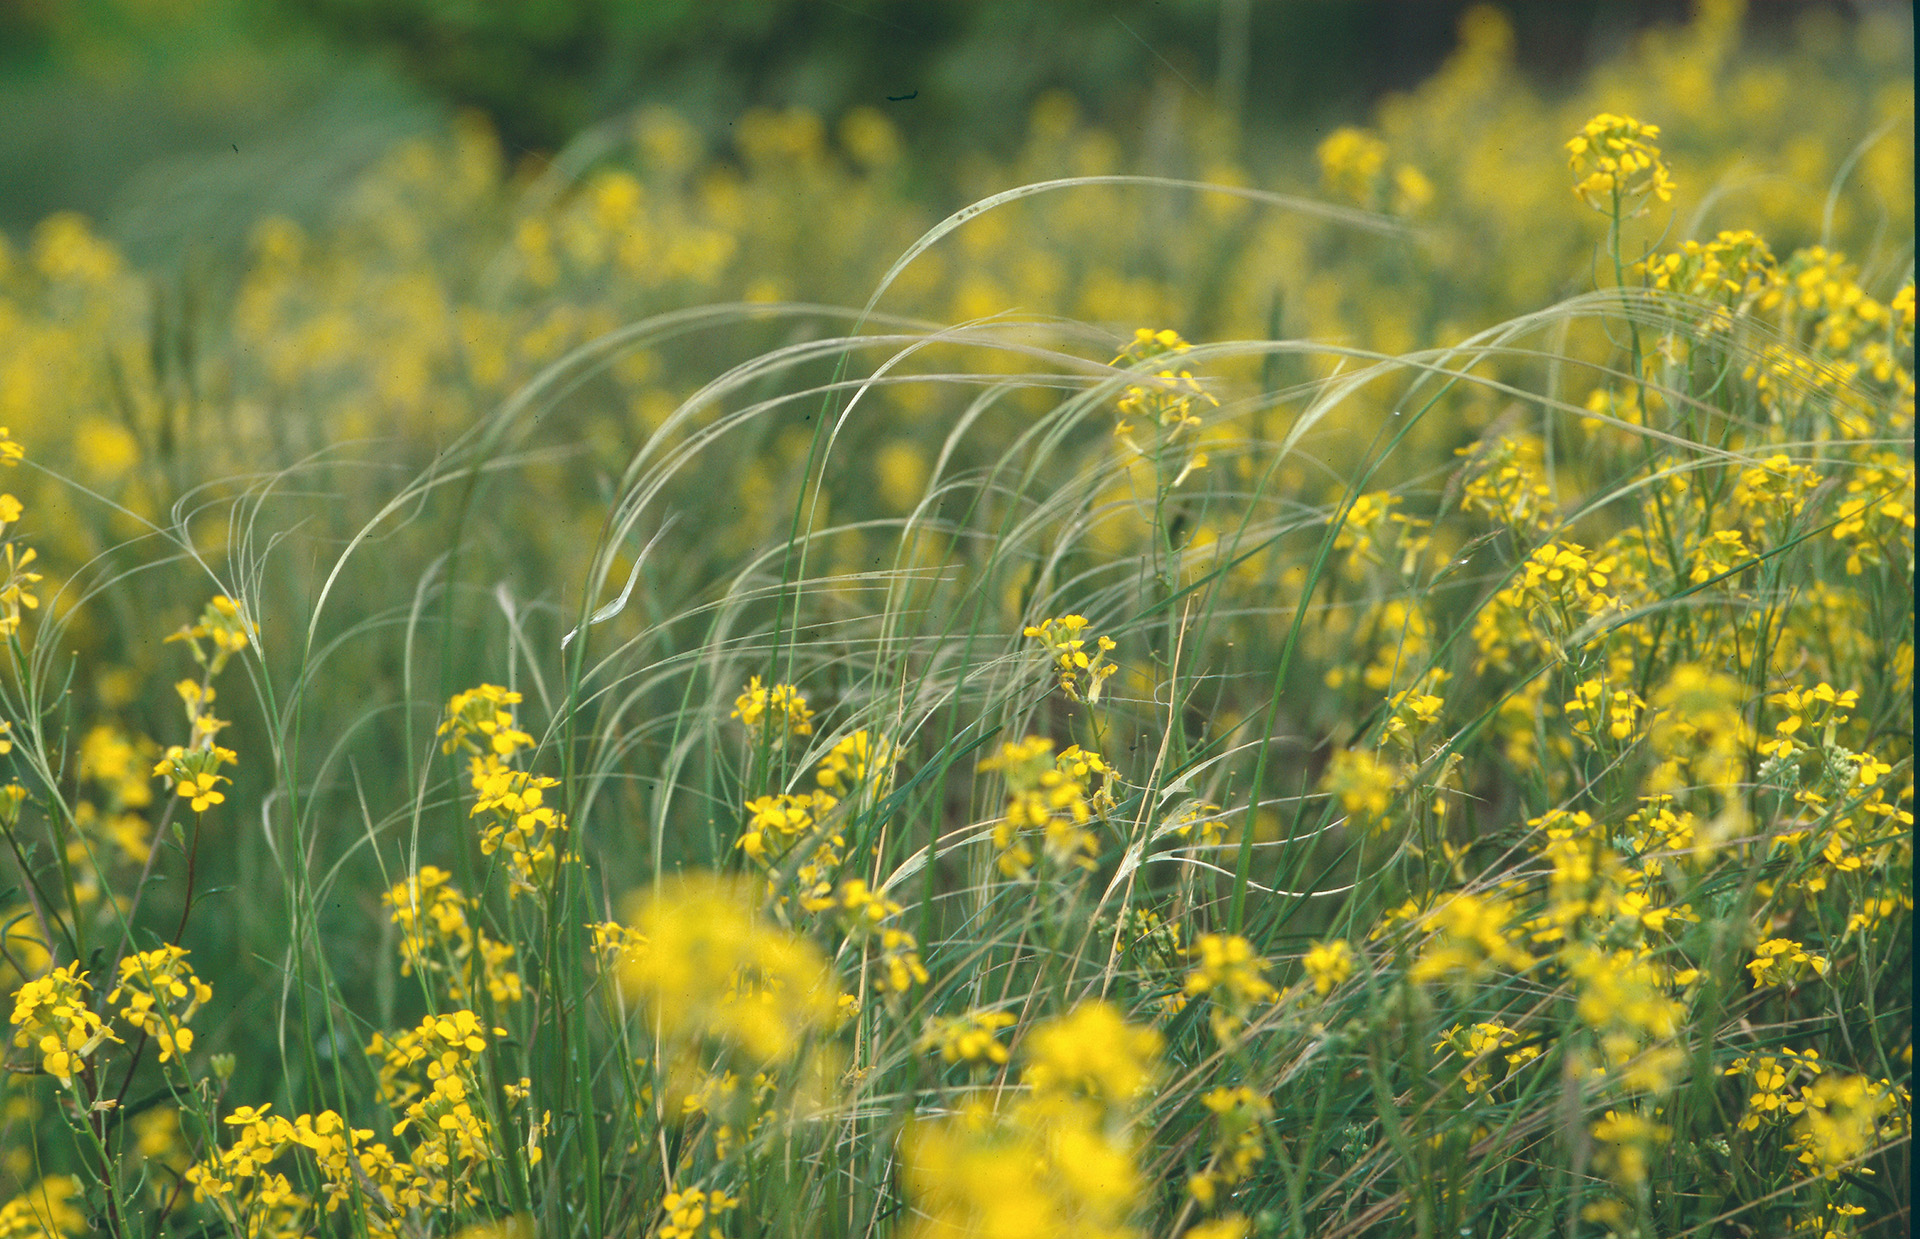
[0,5,1909,1238]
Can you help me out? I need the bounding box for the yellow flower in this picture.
[1589,1108,1670,1187]
[814,729,896,797]
[1302,939,1355,995]
[1566,113,1675,216]
[660,1186,738,1239]
[617,873,842,1063]
[110,946,212,1064]
[1746,937,1830,988]
[979,736,1098,879]
[731,675,814,737]
[163,595,257,676]
[1317,127,1389,206]
[920,1009,1016,1068]
[9,963,121,1087]
[438,684,534,757]
[1021,1001,1161,1103]
[1183,934,1278,1038]
[1320,748,1399,833]
[1023,615,1119,704]
[1793,1073,1904,1178]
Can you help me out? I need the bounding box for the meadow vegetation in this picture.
[0,2,1909,1236]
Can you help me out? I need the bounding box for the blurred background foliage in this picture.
[0,0,1872,262]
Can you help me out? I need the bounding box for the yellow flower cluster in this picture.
[1791,1073,1909,1179]
[979,736,1100,879]
[814,728,896,797]
[381,866,524,1006]
[731,675,815,738]
[1433,1021,1539,1096]
[1112,329,1215,485]
[902,1001,1161,1239]
[188,1102,460,1238]
[364,1011,522,1197]
[8,963,119,1087]
[919,1008,1016,1069]
[1182,934,1277,1041]
[1406,892,1534,987]
[1186,1086,1272,1214]
[1566,113,1676,217]
[1301,939,1355,996]
[1746,937,1830,988]
[659,1186,738,1239]
[0,1178,84,1239]
[0,429,37,644]
[108,945,211,1064]
[1024,614,1119,705]
[1319,747,1400,834]
[163,594,255,676]
[441,686,567,899]
[1455,435,1558,539]
[150,604,245,815]
[617,873,843,1064]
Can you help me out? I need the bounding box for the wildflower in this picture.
[1759,682,1858,760]
[1433,1021,1537,1095]
[164,595,256,675]
[1320,748,1399,834]
[832,881,929,993]
[737,790,838,867]
[1112,328,1215,481]
[469,765,568,899]
[77,725,156,811]
[814,729,896,797]
[1563,944,1687,1094]
[0,542,41,640]
[1022,1001,1162,1104]
[1589,1108,1670,1187]
[1455,435,1557,538]
[1733,454,1821,529]
[979,736,1098,879]
[9,963,120,1087]
[1184,934,1278,1039]
[920,1009,1016,1068]
[0,1178,86,1238]
[109,946,212,1064]
[1317,127,1388,205]
[731,675,814,737]
[898,1103,1071,1239]
[618,874,843,1064]
[1024,615,1119,704]
[1566,113,1675,217]
[1301,939,1354,995]
[1406,892,1534,986]
[1724,1048,1823,1131]
[1382,679,1446,750]
[1182,1219,1251,1239]
[1334,490,1432,578]
[382,867,524,1006]
[1746,937,1829,988]
[1646,663,1753,800]
[438,684,535,758]
[903,1003,1159,1236]
[660,1187,738,1239]
[1792,1074,1906,1178]
[1564,677,1646,745]
[1187,1086,1271,1207]
[1827,453,1914,576]
[1055,745,1119,813]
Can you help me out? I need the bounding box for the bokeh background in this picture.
[0,0,1879,266]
